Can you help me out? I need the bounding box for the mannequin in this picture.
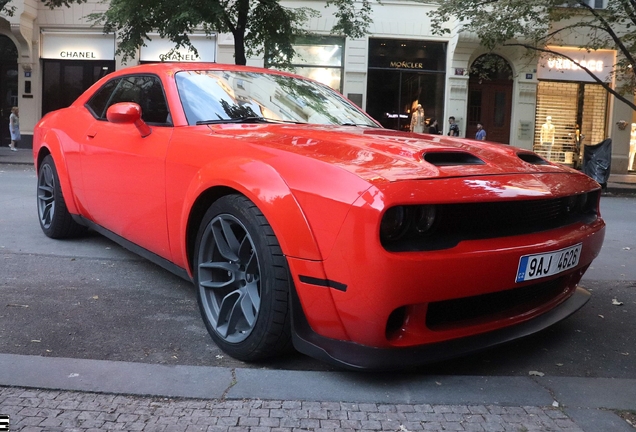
[410,104,426,133]
[540,116,556,159]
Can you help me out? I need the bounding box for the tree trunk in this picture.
[233,31,247,65]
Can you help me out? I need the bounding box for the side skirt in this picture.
[73,215,191,282]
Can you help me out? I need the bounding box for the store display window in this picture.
[533,81,608,167]
[365,39,447,132]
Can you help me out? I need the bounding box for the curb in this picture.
[1,353,635,411]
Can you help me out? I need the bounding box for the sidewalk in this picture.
[3,146,635,195]
[1,353,635,432]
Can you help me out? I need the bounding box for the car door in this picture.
[81,74,174,260]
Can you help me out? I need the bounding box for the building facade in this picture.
[1,0,633,174]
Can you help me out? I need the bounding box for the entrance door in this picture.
[42,59,115,116]
[466,54,513,144]
[467,82,512,143]
[0,36,18,147]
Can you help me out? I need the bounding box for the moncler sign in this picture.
[389,61,424,69]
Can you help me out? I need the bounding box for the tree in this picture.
[30,0,375,66]
[1,0,15,16]
[429,0,636,111]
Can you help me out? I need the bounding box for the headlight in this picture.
[380,206,410,241]
[380,205,439,244]
[415,205,437,233]
[565,195,578,212]
[576,193,588,211]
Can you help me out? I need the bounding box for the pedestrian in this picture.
[475,123,486,140]
[448,116,460,136]
[410,104,426,133]
[9,106,20,151]
[428,118,441,134]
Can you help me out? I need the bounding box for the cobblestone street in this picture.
[0,386,589,432]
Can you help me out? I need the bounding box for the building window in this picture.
[366,39,447,132]
[266,36,344,92]
[42,60,114,116]
[533,81,608,166]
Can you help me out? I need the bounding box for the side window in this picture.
[88,75,171,125]
[86,78,121,119]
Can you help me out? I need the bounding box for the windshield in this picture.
[175,70,379,127]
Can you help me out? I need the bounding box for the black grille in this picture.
[426,277,569,330]
[382,191,600,251]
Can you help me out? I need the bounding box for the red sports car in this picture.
[33,63,605,369]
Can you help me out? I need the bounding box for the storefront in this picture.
[534,47,615,166]
[40,30,116,116]
[139,33,217,63]
[0,35,18,147]
[365,38,446,132]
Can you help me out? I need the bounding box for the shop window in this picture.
[266,36,344,92]
[533,81,608,166]
[42,60,114,116]
[0,35,18,147]
[366,39,447,132]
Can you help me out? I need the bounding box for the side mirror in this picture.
[106,102,152,137]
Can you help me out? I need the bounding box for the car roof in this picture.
[107,62,301,79]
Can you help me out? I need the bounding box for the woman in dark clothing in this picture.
[428,118,440,135]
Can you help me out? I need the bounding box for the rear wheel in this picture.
[194,194,292,361]
[37,155,86,239]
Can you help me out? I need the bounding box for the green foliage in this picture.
[40,0,378,66]
[429,0,636,110]
[1,0,16,16]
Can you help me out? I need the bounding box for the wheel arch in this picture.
[35,134,80,215]
[182,159,323,277]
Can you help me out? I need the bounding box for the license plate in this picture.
[515,243,582,283]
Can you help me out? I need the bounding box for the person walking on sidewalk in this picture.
[9,106,20,151]
[475,123,486,140]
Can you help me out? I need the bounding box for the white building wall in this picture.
[1,0,631,173]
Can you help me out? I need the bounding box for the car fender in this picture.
[35,130,81,216]
[170,157,356,343]
[175,157,324,274]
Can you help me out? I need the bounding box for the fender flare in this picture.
[35,131,80,215]
[179,158,323,275]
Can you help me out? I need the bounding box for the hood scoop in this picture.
[517,152,550,165]
[422,151,485,166]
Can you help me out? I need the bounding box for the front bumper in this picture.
[291,285,590,370]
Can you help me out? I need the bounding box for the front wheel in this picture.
[193,194,292,361]
[37,155,86,239]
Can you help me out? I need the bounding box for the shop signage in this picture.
[537,47,615,83]
[140,34,216,62]
[60,51,97,59]
[41,31,115,60]
[389,61,424,69]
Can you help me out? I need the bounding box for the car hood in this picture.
[207,123,573,182]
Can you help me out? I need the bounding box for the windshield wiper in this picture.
[196,116,270,125]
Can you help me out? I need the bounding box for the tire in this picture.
[37,155,86,239]
[193,194,292,361]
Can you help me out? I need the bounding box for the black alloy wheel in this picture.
[194,194,292,361]
[37,154,85,238]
